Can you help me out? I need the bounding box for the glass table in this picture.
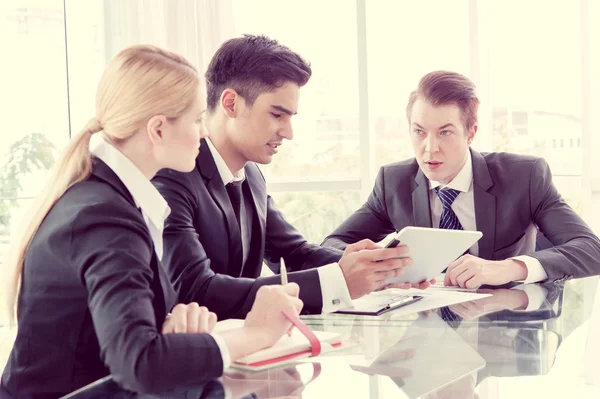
[3,277,599,399]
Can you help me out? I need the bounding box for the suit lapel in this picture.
[471,149,496,259]
[245,165,267,275]
[91,159,176,313]
[91,157,136,206]
[156,257,177,312]
[197,139,243,274]
[412,168,433,227]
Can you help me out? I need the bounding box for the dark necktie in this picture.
[226,180,243,227]
[435,188,469,324]
[435,187,463,230]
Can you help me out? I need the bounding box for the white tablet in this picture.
[384,226,483,284]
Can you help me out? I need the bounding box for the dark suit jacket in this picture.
[152,139,343,319]
[322,150,600,284]
[1,159,223,398]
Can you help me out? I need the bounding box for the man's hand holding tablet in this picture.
[338,239,414,299]
[382,227,483,287]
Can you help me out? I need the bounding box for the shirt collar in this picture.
[205,138,245,186]
[91,138,170,229]
[429,150,473,193]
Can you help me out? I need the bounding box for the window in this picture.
[233,0,360,182]
[2,0,594,270]
[268,190,362,244]
[1,0,68,258]
[367,0,470,168]
[232,0,360,241]
[512,110,529,136]
[64,0,235,131]
[0,0,68,343]
[512,111,528,126]
[485,0,582,177]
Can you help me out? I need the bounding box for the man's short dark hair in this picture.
[205,34,312,112]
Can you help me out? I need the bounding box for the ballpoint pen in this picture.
[280,257,288,285]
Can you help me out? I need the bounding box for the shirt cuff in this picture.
[317,263,353,313]
[210,333,231,372]
[512,284,549,311]
[223,385,232,399]
[511,255,548,284]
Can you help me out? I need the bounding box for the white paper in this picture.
[427,273,478,291]
[348,288,491,317]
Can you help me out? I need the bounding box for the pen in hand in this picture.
[280,257,295,337]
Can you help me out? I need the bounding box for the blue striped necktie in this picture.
[435,187,463,230]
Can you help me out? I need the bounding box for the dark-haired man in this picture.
[323,70,600,289]
[153,35,420,319]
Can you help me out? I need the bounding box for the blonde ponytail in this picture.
[3,119,101,324]
[4,44,199,325]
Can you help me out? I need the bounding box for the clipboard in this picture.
[335,294,424,316]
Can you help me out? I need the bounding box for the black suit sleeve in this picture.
[529,158,600,281]
[68,203,223,394]
[154,171,326,317]
[322,166,397,250]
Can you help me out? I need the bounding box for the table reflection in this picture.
[10,278,597,399]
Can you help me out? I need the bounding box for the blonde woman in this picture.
[1,45,302,397]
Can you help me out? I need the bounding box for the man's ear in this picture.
[467,123,478,145]
[220,88,239,118]
[146,115,168,145]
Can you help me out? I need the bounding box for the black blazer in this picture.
[152,139,343,319]
[1,159,223,398]
[323,149,600,284]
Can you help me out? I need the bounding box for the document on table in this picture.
[344,288,491,317]
[429,273,478,291]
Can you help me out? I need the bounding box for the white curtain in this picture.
[65,0,235,139]
[102,0,235,73]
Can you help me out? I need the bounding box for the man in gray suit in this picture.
[323,71,600,288]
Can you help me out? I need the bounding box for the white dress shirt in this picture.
[91,138,171,260]
[206,139,352,314]
[91,138,231,370]
[429,151,548,310]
